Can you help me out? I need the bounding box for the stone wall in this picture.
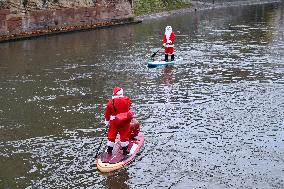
[0,0,133,41]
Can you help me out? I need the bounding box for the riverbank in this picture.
[135,0,282,21]
[0,18,141,43]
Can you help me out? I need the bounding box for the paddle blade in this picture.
[151,47,164,58]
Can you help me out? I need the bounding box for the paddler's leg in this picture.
[107,145,113,154]
[169,47,174,61]
[165,54,168,62]
[119,123,131,155]
[107,121,118,154]
[122,146,129,155]
[165,47,169,62]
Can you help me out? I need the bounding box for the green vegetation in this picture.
[133,0,191,16]
[22,0,28,7]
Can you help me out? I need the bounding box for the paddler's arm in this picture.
[127,97,132,110]
[163,35,167,47]
[104,100,111,126]
[170,32,175,44]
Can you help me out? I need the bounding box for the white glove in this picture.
[104,120,109,127]
[167,40,172,44]
[163,43,166,47]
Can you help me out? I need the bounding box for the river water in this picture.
[0,2,284,189]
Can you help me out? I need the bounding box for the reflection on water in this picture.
[162,65,174,86]
[0,2,284,189]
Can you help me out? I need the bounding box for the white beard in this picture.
[165,31,171,40]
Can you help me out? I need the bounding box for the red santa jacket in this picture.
[105,96,132,122]
[163,32,175,48]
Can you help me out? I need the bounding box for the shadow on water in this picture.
[101,169,130,189]
[0,1,284,189]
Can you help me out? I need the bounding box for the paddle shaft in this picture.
[151,46,164,57]
[95,129,107,158]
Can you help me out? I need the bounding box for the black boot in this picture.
[122,146,129,155]
[107,146,113,154]
[165,54,168,62]
[171,54,175,61]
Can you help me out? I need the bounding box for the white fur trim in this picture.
[116,88,123,96]
[112,94,124,99]
[165,44,174,48]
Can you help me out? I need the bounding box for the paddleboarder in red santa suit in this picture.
[163,26,175,62]
[104,87,133,155]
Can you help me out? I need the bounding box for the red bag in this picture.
[115,110,134,126]
[130,118,140,139]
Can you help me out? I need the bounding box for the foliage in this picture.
[22,0,28,7]
[133,0,191,16]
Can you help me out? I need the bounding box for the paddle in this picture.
[151,46,164,58]
[95,129,107,158]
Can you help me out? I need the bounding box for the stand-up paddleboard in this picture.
[96,120,144,173]
[148,57,183,68]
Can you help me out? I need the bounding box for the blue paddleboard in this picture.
[148,57,183,67]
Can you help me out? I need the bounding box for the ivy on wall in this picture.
[22,0,28,7]
[133,0,191,15]
[19,0,190,14]
[21,0,51,7]
[21,0,99,8]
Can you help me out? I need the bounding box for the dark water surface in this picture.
[0,2,284,189]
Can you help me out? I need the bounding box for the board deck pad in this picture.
[100,141,135,163]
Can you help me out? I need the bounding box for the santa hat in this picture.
[113,87,123,96]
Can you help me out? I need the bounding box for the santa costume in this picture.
[104,87,132,155]
[163,26,175,61]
